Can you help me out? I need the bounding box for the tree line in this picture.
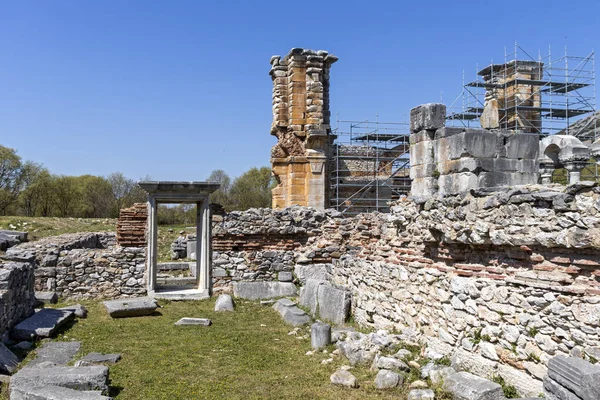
[0,145,273,219]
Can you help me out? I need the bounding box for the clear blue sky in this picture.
[1,0,598,181]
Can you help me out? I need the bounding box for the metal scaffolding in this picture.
[447,43,597,181]
[329,118,410,216]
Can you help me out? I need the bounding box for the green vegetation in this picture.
[436,356,452,366]
[490,374,519,398]
[0,216,116,242]
[2,300,417,399]
[471,328,491,345]
[528,327,539,337]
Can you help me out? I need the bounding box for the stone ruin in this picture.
[270,48,338,209]
[116,202,147,247]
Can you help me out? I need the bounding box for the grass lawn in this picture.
[3,299,422,400]
[0,216,116,241]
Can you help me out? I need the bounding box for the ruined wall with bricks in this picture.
[270,48,338,210]
[4,232,146,299]
[116,203,147,247]
[210,180,600,397]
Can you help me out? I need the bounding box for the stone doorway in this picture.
[138,181,220,300]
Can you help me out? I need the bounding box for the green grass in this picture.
[0,216,116,241]
[4,299,414,399]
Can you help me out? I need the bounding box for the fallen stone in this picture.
[374,355,409,372]
[59,304,88,318]
[443,371,505,400]
[10,385,111,400]
[174,318,211,326]
[233,281,297,300]
[543,375,581,400]
[429,365,456,386]
[79,352,121,365]
[11,309,75,341]
[0,342,19,374]
[374,369,402,389]
[409,380,428,389]
[35,292,58,305]
[11,365,109,392]
[407,389,435,400]
[272,299,311,326]
[103,297,157,318]
[311,322,331,350]
[330,369,358,388]
[29,341,81,367]
[547,355,600,400]
[214,294,234,312]
[14,341,33,351]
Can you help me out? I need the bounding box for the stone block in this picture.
[317,283,351,325]
[0,342,19,374]
[299,279,327,315]
[233,281,297,300]
[409,130,435,145]
[375,369,402,389]
[175,318,212,326]
[435,127,466,139]
[59,304,88,318]
[29,341,81,367]
[407,389,435,400]
[11,365,109,392]
[436,130,499,162]
[311,322,331,349]
[505,133,540,159]
[214,294,234,312]
[35,292,58,305]
[410,177,438,199]
[186,240,197,261]
[438,173,478,195]
[11,309,75,341]
[409,164,436,180]
[278,271,293,282]
[547,355,600,400]
[543,375,581,400]
[443,372,505,400]
[294,264,331,284]
[437,158,520,175]
[10,385,112,400]
[410,103,446,133]
[103,297,157,318]
[410,141,434,166]
[79,352,121,365]
[330,369,358,388]
[272,299,311,326]
[477,171,538,188]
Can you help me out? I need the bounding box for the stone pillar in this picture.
[269,48,337,209]
[565,161,587,184]
[539,162,555,185]
[198,199,212,294]
[146,196,158,293]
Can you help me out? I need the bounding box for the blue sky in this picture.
[1,0,598,181]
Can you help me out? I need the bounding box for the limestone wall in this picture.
[0,261,35,335]
[3,232,146,300]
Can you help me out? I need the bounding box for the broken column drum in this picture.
[270,48,338,210]
[138,181,220,299]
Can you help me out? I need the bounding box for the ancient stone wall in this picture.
[4,232,146,299]
[270,48,338,209]
[410,103,540,199]
[0,261,35,335]
[208,182,600,397]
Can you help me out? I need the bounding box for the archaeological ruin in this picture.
[1,46,600,399]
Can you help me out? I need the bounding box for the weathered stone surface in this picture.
[547,355,600,400]
[59,304,88,318]
[294,264,331,283]
[103,297,157,318]
[317,284,351,325]
[374,369,401,389]
[410,103,446,132]
[330,369,358,388]
[278,271,293,282]
[373,355,409,372]
[174,318,212,326]
[443,372,505,400]
[11,365,109,392]
[311,322,331,350]
[0,342,19,374]
[79,353,121,365]
[35,292,58,305]
[10,385,112,400]
[11,309,75,341]
[429,365,456,386]
[233,281,297,300]
[214,294,234,312]
[29,341,81,367]
[299,279,326,315]
[407,389,435,400]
